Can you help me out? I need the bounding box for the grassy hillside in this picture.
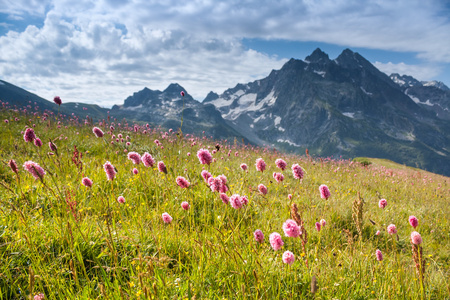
[0,104,449,299]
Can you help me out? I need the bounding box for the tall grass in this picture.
[0,103,449,299]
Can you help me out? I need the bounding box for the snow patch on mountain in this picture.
[277,139,300,147]
[342,112,355,118]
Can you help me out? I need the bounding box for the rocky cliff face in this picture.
[204,48,450,175]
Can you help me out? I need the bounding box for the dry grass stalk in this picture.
[352,192,364,238]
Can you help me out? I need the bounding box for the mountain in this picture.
[111,83,245,140]
[390,74,450,120]
[204,48,450,176]
[0,79,108,119]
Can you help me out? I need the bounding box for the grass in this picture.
[0,104,449,299]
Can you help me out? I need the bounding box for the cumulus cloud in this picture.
[0,0,449,106]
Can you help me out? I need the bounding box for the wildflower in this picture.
[379,199,387,209]
[387,224,397,235]
[81,177,93,188]
[255,158,266,172]
[181,201,190,210]
[34,138,42,147]
[376,230,381,236]
[320,219,326,227]
[240,195,249,205]
[230,194,243,209]
[220,193,229,204]
[141,152,155,167]
[92,127,104,138]
[258,184,268,195]
[127,152,141,165]
[240,163,248,171]
[275,158,287,171]
[9,159,18,173]
[201,170,212,182]
[269,232,284,250]
[254,229,264,243]
[283,219,301,237]
[197,148,213,165]
[282,251,295,265]
[180,91,185,97]
[117,196,125,203]
[273,172,284,182]
[23,161,45,179]
[292,164,304,179]
[103,161,117,180]
[411,231,422,245]
[319,184,331,199]
[288,194,292,200]
[176,176,190,188]
[23,128,36,142]
[409,216,419,229]
[133,168,138,175]
[315,222,321,232]
[48,141,57,152]
[34,293,45,300]
[162,212,172,224]
[157,161,167,174]
[375,249,383,261]
[53,96,62,106]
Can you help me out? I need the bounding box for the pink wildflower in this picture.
[9,159,18,173]
[283,219,301,237]
[273,172,284,182]
[410,231,422,245]
[117,196,125,203]
[180,91,185,97]
[133,168,138,175]
[288,194,292,200]
[141,152,155,167]
[387,224,397,235]
[269,232,284,251]
[258,184,268,195]
[319,184,331,199]
[53,96,62,106]
[291,164,304,180]
[320,219,326,227]
[176,176,190,188]
[162,212,172,224]
[23,128,36,142]
[157,161,167,173]
[376,230,381,236]
[240,195,249,205]
[220,193,229,204]
[254,229,264,243]
[127,152,141,165]
[181,201,190,210]
[34,138,42,147]
[81,177,93,188]
[230,194,243,209]
[255,158,266,172]
[409,216,419,229]
[379,199,387,209]
[197,148,213,165]
[282,250,295,265]
[275,158,287,171]
[103,161,116,181]
[92,127,104,138]
[240,163,248,171]
[23,161,45,179]
[34,293,45,300]
[48,141,57,152]
[375,249,383,261]
[315,222,321,232]
[201,170,212,182]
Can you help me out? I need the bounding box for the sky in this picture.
[0,0,450,108]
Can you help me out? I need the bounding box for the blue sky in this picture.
[0,0,449,107]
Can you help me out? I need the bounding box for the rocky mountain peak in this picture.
[305,48,330,63]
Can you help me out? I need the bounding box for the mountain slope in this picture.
[204,48,450,176]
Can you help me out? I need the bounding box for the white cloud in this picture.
[0,0,449,106]
[373,61,442,82]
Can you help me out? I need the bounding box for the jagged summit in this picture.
[305,48,330,63]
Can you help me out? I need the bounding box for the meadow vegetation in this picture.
[0,101,449,299]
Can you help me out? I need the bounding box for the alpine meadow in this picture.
[0,97,448,299]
